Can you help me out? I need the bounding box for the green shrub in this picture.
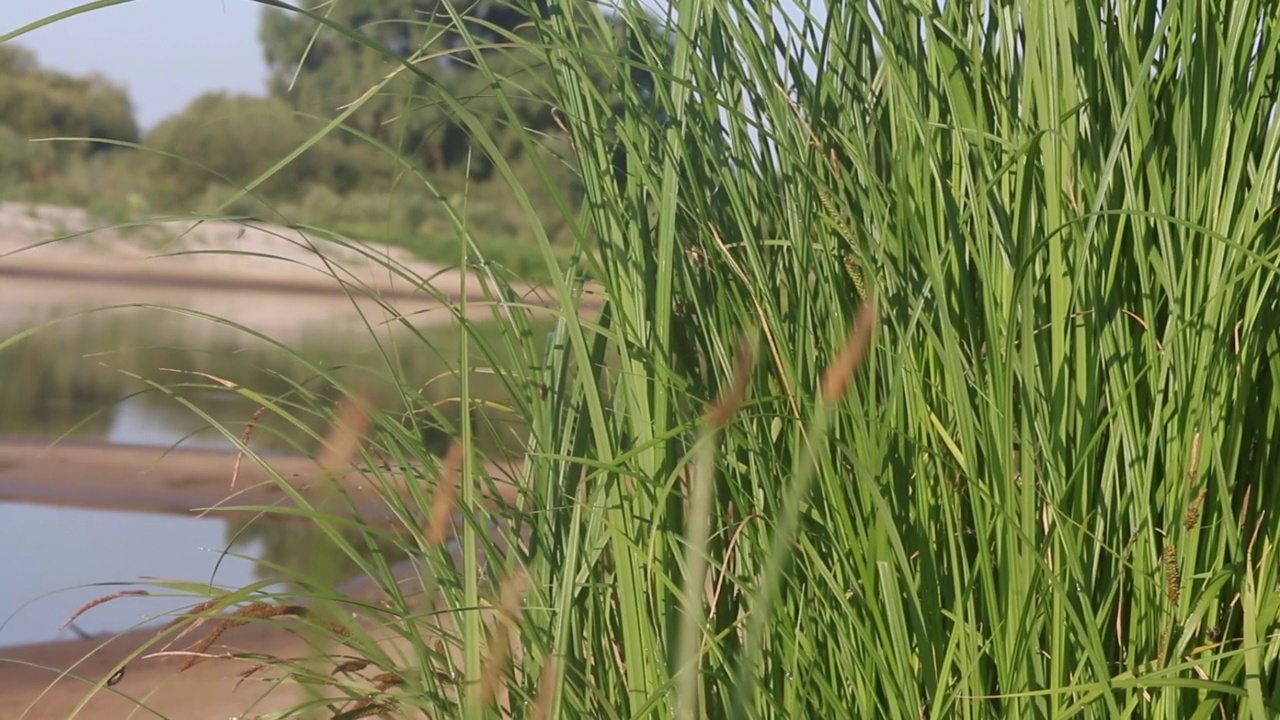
[0,44,138,150]
[143,92,357,207]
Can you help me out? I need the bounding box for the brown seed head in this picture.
[1188,432,1202,485]
[480,572,530,707]
[705,334,756,430]
[318,394,373,473]
[1184,488,1208,530]
[821,297,878,402]
[181,603,307,670]
[426,442,464,546]
[61,590,150,629]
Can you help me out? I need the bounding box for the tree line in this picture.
[0,1,646,275]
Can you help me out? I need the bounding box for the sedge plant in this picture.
[3,0,1280,718]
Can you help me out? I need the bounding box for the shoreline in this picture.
[0,201,602,331]
[0,437,521,717]
[0,554,463,719]
[0,201,543,717]
[0,260,437,300]
[0,437,523,520]
[0,622,314,719]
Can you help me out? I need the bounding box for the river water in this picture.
[0,276,505,648]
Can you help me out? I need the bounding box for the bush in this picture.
[0,44,138,150]
[143,92,359,207]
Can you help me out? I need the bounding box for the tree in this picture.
[258,0,549,176]
[143,92,366,207]
[0,44,139,152]
[256,0,608,248]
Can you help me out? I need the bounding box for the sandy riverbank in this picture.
[0,622,315,719]
[0,201,595,338]
[0,555,449,720]
[0,201,474,297]
[0,438,522,519]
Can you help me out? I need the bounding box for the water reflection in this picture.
[105,391,252,451]
[226,518,413,595]
[0,501,264,648]
[0,306,532,454]
[0,299,540,644]
[1,308,332,450]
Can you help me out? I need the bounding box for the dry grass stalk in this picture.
[333,658,372,676]
[1188,432,1202,485]
[156,596,230,646]
[706,223,802,424]
[1247,512,1265,556]
[821,296,879,403]
[145,650,237,664]
[60,590,150,629]
[319,394,374,473]
[371,671,405,691]
[480,572,530,708]
[426,442,464,546]
[529,657,560,720]
[705,334,756,429]
[231,405,267,490]
[181,602,308,670]
[551,106,569,134]
[160,595,218,618]
[709,511,755,622]
[332,673,407,720]
[234,656,298,690]
[332,701,398,720]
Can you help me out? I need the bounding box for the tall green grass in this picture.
[6,0,1280,717]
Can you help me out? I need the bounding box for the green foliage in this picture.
[254,0,589,251]
[0,43,139,200]
[0,123,59,194]
[528,0,1280,716]
[0,44,138,151]
[260,0,546,175]
[142,91,366,207]
[0,3,589,276]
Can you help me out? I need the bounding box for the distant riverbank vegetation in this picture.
[0,2,616,279]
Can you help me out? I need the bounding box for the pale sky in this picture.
[0,1,269,130]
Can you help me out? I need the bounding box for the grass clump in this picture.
[5,0,1280,718]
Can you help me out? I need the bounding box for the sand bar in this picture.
[0,438,522,519]
[0,201,600,339]
[0,201,473,298]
